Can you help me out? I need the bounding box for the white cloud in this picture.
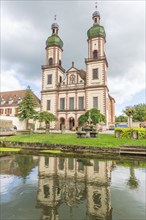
[0,69,25,91]
[109,61,145,104]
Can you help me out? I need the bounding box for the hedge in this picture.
[115,128,146,139]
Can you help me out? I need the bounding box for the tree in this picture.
[123,104,146,122]
[78,108,105,126]
[115,115,127,122]
[85,108,106,124]
[38,111,57,133]
[18,87,37,129]
[123,106,135,117]
[127,166,139,189]
[133,104,146,122]
[78,114,88,126]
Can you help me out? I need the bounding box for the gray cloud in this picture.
[1,0,145,114]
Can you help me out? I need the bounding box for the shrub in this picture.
[115,128,146,139]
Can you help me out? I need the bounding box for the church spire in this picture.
[92,2,100,24]
[51,15,59,34]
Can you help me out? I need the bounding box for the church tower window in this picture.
[93,50,98,59]
[59,76,62,83]
[92,68,98,79]
[49,57,53,66]
[47,74,52,84]
[59,60,61,66]
[93,97,98,108]
[47,100,51,110]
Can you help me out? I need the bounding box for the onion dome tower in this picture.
[87,3,106,40]
[85,2,108,118]
[45,15,63,66]
[85,2,107,64]
[46,22,63,49]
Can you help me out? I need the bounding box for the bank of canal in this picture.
[1,140,146,157]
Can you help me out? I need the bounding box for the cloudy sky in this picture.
[1,0,145,115]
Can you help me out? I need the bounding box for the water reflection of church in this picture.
[37,156,113,220]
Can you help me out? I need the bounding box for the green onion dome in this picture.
[87,23,106,39]
[46,34,63,49]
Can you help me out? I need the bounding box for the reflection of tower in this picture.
[86,160,112,219]
[37,156,113,220]
[37,157,61,220]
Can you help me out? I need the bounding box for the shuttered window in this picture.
[60,98,65,110]
[78,97,84,110]
[69,97,74,110]
[93,97,98,108]
[47,100,51,110]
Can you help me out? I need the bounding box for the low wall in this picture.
[1,141,120,155]
[0,116,26,130]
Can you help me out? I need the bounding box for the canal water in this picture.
[0,154,145,220]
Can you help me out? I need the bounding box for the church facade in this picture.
[41,8,115,130]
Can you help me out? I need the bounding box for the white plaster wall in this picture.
[87,62,104,86]
[0,115,26,130]
[58,69,64,83]
[91,38,99,51]
[47,47,62,64]
[43,69,56,90]
[48,48,53,59]
[86,89,104,114]
[42,93,56,115]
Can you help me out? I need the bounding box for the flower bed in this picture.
[115,128,146,139]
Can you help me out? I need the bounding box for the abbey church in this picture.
[41,7,115,130]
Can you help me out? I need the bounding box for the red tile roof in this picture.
[0,90,40,107]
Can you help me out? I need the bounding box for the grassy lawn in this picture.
[0,147,21,152]
[1,133,146,147]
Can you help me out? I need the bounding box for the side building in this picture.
[41,8,115,130]
[0,89,40,130]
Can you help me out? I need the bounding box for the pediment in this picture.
[66,66,79,73]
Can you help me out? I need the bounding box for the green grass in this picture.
[0,147,21,152]
[40,149,62,154]
[1,133,146,147]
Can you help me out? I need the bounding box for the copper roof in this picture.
[0,90,41,107]
[78,69,86,80]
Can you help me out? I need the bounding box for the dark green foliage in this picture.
[133,104,146,121]
[124,107,135,117]
[115,128,146,139]
[18,88,37,128]
[123,104,146,122]
[38,111,57,133]
[115,115,127,122]
[78,115,88,126]
[78,108,106,126]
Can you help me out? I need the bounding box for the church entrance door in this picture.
[60,118,65,130]
[69,117,75,130]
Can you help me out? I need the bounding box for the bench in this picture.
[90,132,98,138]
[76,132,86,138]
[76,131,98,138]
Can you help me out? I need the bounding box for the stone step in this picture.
[120,151,146,155]
[120,148,146,152]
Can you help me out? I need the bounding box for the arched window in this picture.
[59,76,62,83]
[59,60,62,66]
[70,74,75,84]
[93,50,98,59]
[48,57,53,66]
